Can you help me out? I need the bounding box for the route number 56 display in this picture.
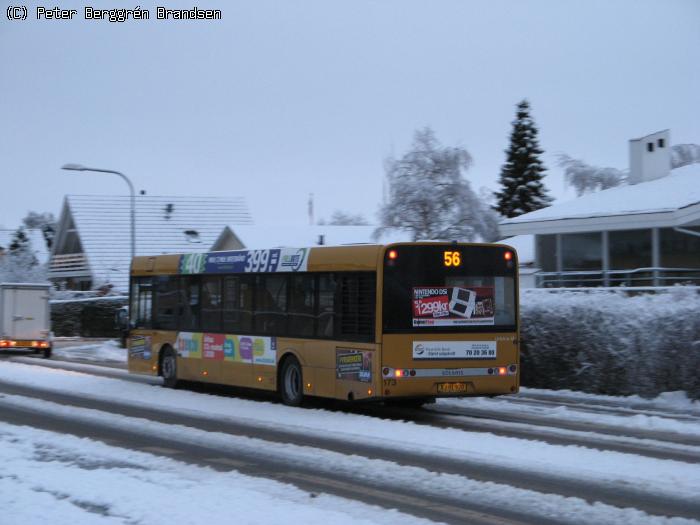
[443,251,461,267]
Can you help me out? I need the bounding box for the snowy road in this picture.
[0,354,699,524]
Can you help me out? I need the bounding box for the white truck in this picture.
[0,283,52,358]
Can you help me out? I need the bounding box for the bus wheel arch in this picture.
[278,353,304,406]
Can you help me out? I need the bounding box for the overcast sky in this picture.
[1,0,698,231]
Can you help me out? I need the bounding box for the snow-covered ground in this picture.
[0,422,431,525]
[53,340,126,364]
[1,361,699,505]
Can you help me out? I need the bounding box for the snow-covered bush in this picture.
[520,288,700,399]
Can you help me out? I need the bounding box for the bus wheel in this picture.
[280,357,303,406]
[42,347,52,359]
[161,346,180,389]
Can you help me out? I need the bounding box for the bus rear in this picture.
[380,244,519,400]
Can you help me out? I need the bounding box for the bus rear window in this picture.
[383,245,517,333]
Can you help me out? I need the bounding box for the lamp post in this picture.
[61,164,136,262]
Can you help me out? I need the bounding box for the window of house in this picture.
[561,232,602,271]
[647,142,654,152]
[609,229,652,269]
[658,138,665,148]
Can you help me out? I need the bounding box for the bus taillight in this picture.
[498,367,507,376]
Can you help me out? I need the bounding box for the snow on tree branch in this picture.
[671,144,700,169]
[375,127,500,242]
[557,154,627,196]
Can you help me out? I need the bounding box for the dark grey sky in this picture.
[1,0,698,230]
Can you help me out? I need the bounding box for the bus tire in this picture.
[280,356,303,407]
[161,346,180,389]
[42,347,52,359]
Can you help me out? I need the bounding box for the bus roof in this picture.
[131,242,516,276]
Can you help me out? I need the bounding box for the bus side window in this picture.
[130,277,153,329]
[180,276,201,331]
[201,276,222,332]
[255,274,287,335]
[154,275,178,330]
[288,274,315,337]
[222,275,239,332]
[316,273,337,338]
[337,273,375,342]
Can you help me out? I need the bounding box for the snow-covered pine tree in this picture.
[494,100,552,218]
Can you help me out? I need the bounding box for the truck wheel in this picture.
[280,357,303,406]
[161,346,180,389]
[42,347,52,359]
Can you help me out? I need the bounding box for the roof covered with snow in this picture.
[0,229,50,265]
[497,235,534,265]
[500,164,700,235]
[218,225,412,250]
[53,195,252,291]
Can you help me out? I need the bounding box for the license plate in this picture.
[437,382,468,394]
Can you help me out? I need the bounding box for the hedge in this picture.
[50,296,128,337]
[519,288,700,399]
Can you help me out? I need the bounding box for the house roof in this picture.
[497,234,534,265]
[54,195,252,291]
[217,225,411,250]
[0,229,50,265]
[500,163,700,236]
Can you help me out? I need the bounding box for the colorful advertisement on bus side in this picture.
[129,335,152,360]
[175,332,276,366]
[336,348,372,383]
[179,248,309,275]
[412,286,495,327]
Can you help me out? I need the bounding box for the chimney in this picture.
[628,130,671,184]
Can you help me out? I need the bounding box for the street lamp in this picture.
[61,164,136,262]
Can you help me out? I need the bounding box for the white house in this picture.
[499,130,700,287]
[49,195,252,292]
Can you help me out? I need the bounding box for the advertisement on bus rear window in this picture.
[336,348,372,383]
[412,286,495,327]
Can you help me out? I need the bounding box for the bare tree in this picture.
[318,210,369,226]
[376,127,500,242]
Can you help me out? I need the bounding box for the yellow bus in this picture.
[128,243,519,405]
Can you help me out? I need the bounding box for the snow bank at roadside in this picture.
[53,340,126,364]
